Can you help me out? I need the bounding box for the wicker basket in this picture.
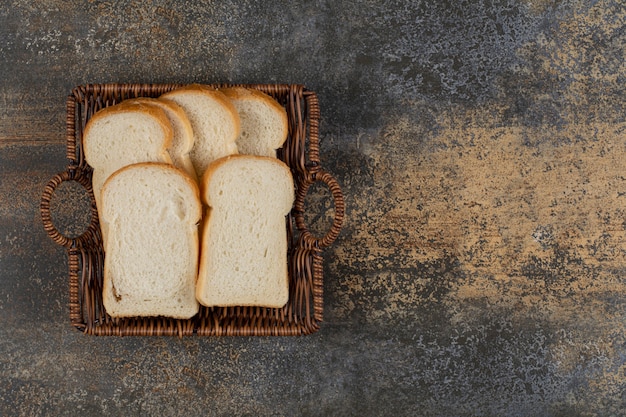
[40,83,344,336]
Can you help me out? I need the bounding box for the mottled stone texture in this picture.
[1,0,625,416]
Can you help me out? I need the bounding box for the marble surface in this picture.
[1,1,625,415]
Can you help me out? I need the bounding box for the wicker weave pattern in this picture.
[40,83,344,336]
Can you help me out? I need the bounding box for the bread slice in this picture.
[196,155,294,308]
[123,97,198,182]
[83,101,173,217]
[220,87,288,158]
[101,163,201,318]
[161,85,240,179]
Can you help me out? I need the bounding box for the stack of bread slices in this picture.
[83,85,294,319]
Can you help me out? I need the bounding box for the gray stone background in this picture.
[1,0,625,416]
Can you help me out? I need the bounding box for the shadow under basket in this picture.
[40,83,344,336]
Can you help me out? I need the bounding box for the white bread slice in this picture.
[83,101,173,217]
[221,87,288,157]
[196,155,294,308]
[160,85,240,179]
[124,97,198,182]
[101,163,201,318]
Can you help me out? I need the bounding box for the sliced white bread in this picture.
[83,101,173,218]
[101,163,201,318]
[160,85,240,179]
[123,97,198,182]
[220,87,288,157]
[196,155,294,308]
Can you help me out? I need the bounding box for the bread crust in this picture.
[104,161,201,219]
[123,97,194,152]
[199,154,291,204]
[83,101,174,163]
[161,84,241,138]
[160,84,241,178]
[220,87,289,155]
[221,86,288,129]
[122,97,198,182]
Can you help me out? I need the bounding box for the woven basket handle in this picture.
[294,170,345,249]
[41,169,99,248]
